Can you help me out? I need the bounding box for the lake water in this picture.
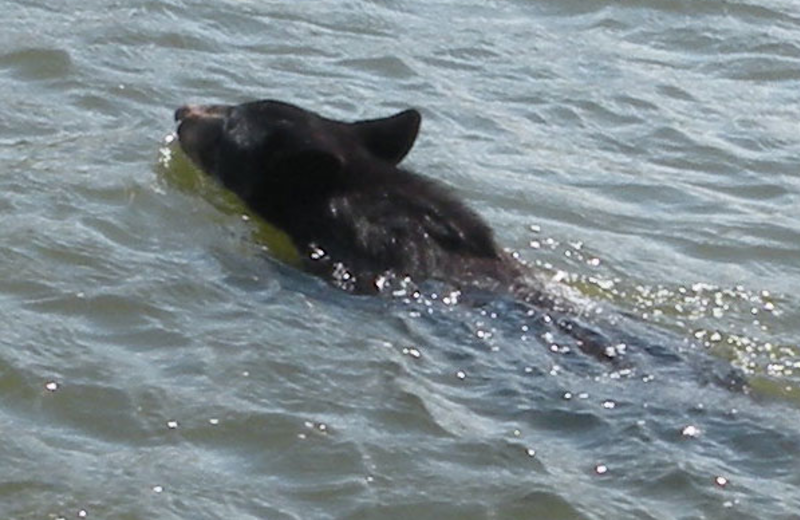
[2,0,799,518]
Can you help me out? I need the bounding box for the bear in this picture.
[171,101,761,380]
[173,99,690,365]
[174,99,533,298]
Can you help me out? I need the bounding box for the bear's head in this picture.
[174,100,421,200]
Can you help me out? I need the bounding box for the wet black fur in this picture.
[175,100,523,294]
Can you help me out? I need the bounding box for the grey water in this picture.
[2,0,800,518]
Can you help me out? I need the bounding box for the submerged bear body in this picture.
[174,100,524,294]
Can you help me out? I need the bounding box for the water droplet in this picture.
[403,347,421,359]
[309,245,326,260]
[681,425,701,438]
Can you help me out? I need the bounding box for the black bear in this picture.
[174,100,531,297]
[171,102,759,377]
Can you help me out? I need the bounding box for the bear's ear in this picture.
[351,109,421,164]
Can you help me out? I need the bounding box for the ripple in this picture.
[0,48,73,81]
[336,56,419,79]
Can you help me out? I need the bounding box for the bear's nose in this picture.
[175,104,231,122]
[175,105,193,122]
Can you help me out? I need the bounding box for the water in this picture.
[2,0,799,518]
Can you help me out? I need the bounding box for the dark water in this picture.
[2,0,800,518]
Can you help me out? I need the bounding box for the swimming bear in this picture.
[171,101,757,380]
[173,100,695,366]
[174,100,532,297]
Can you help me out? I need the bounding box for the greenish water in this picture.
[2,0,799,518]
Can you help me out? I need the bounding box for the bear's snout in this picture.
[174,105,193,122]
[174,104,231,122]
[174,104,231,177]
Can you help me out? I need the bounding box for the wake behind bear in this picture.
[174,100,549,302]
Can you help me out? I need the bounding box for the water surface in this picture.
[2,0,800,518]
